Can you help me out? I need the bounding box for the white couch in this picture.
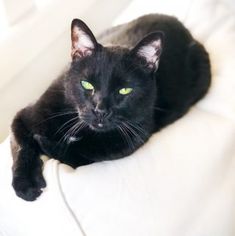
[0,0,235,235]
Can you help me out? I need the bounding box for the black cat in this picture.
[11,14,211,201]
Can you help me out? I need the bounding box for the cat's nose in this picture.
[92,108,113,129]
[95,109,108,119]
[94,108,112,121]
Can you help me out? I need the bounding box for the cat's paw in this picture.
[12,174,46,201]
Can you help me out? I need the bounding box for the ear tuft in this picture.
[132,31,164,71]
[71,19,98,60]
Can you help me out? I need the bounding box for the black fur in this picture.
[11,14,211,201]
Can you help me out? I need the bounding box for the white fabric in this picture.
[0,139,83,236]
[1,0,235,235]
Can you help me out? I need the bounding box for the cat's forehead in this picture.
[95,46,129,72]
[79,46,130,81]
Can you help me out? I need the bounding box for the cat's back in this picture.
[98,14,193,48]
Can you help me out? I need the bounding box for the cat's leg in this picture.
[11,112,46,201]
[33,134,94,168]
[33,134,62,158]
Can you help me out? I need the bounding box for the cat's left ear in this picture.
[71,19,99,60]
[131,31,164,71]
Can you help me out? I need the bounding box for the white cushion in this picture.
[1,0,235,235]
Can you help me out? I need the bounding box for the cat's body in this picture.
[11,14,211,201]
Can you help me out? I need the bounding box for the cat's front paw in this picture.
[12,174,46,201]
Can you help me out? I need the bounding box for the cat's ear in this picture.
[71,19,98,60]
[131,31,164,71]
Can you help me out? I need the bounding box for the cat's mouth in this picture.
[80,112,114,132]
[89,122,112,132]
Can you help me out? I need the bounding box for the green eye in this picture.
[81,80,94,90]
[119,88,133,95]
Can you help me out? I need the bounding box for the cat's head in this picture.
[65,19,164,132]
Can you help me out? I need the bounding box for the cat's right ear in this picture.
[71,19,99,60]
[130,31,164,72]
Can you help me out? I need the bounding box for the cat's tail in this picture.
[186,41,211,105]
